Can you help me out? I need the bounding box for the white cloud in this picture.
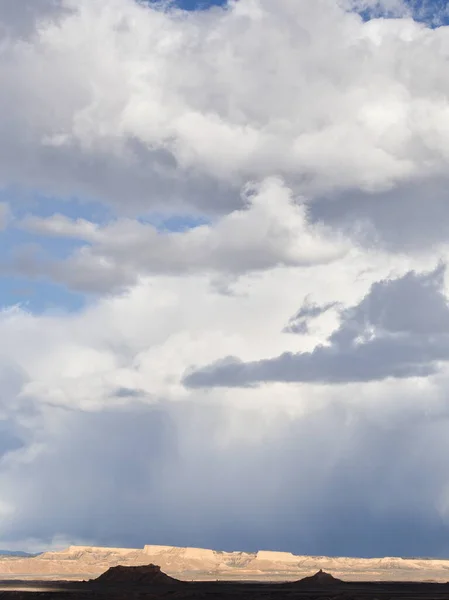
[18,178,349,291]
[3,0,449,210]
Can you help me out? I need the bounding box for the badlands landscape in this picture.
[2,544,449,583]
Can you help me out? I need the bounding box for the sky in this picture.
[3,0,449,559]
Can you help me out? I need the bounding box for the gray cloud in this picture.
[334,264,449,337]
[2,398,449,557]
[0,0,69,39]
[0,420,24,459]
[0,203,9,231]
[0,139,237,218]
[311,178,449,253]
[284,300,339,334]
[112,387,149,399]
[184,266,449,387]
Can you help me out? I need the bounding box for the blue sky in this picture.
[364,0,449,24]
[0,188,108,313]
[174,0,226,8]
[174,0,449,24]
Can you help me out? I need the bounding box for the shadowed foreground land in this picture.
[1,567,449,600]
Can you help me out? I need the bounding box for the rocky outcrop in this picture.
[294,569,345,587]
[93,564,181,586]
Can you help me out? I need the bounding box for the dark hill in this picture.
[293,569,345,587]
[92,564,182,586]
[0,550,36,557]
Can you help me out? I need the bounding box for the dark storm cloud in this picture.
[2,399,449,557]
[184,266,449,387]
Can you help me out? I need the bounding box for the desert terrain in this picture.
[1,565,449,600]
[2,545,449,583]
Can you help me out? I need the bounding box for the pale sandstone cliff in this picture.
[1,545,449,582]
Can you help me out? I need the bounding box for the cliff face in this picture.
[2,545,449,583]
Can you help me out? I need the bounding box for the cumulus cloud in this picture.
[3,0,449,253]
[17,178,348,292]
[3,0,449,213]
[185,266,449,387]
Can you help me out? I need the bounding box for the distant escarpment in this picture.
[3,545,449,583]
